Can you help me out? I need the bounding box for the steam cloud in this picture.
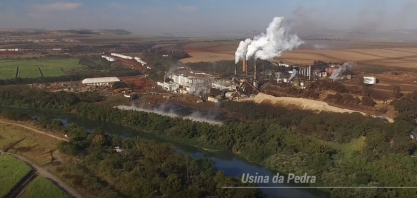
[116,103,222,125]
[288,69,298,82]
[235,38,253,64]
[234,17,304,63]
[329,62,354,80]
[164,61,182,82]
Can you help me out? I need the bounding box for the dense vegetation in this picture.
[45,122,266,198]
[78,56,114,70]
[0,154,32,197]
[0,86,102,111]
[3,84,417,197]
[19,177,70,198]
[74,101,417,198]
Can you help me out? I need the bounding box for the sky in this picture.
[0,0,417,36]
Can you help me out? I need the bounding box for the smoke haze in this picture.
[329,62,355,80]
[288,69,298,82]
[116,103,223,125]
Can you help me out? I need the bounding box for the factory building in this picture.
[110,53,133,60]
[82,77,120,86]
[134,57,147,65]
[102,55,116,62]
[212,80,235,91]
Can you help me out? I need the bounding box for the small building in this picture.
[82,77,120,86]
[124,93,138,99]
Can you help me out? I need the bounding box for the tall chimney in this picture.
[308,65,311,81]
[254,59,257,80]
[242,59,246,74]
[235,63,237,76]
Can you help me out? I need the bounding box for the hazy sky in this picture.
[0,0,416,36]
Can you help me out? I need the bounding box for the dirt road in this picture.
[0,120,80,197]
[1,150,83,198]
[0,119,69,142]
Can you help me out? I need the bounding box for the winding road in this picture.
[0,120,81,198]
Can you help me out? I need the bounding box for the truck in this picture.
[363,77,376,84]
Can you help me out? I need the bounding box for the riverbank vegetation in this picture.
[0,154,32,197]
[2,85,417,197]
[53,126,267,198]
[75,99,417,198]
[0,112,267,198]
[19,177,70,198]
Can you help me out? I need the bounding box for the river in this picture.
[0,107,329,198]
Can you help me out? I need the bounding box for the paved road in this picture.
[0,119,69,142]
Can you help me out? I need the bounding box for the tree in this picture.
[362,96,376,106]
[393,86,403,99]
[112,81,128,89]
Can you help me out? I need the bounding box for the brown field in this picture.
[0,122,60,166]
[180,40,417,68]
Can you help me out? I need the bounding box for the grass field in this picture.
[0,154,32,198]
[40,68,65,77]
[18,66,41,78]
[19,177,70,198]
[0,123,60,166]
[0,58,80,79]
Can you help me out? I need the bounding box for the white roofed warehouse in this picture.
[82,77,120,86]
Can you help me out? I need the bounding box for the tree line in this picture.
[4,113,267,198]
[0,86,102,111]
[74,101,417,198]
[2,86,417,197]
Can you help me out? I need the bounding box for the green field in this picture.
[0,154,32,197]
[0,58,80,79]
[18,66,41,78]
[40,68,65,77]
[0,70,17,79]
[19,177,70,198]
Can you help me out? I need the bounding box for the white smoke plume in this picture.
[288,69,298,82]
[329,62,355,80]
[164,61,183,82]
[235,38,253,64]
[243,17,304,61]
[116,103,222,125]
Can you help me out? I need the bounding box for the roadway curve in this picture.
[0,120,81,198]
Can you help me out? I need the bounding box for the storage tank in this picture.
[300,82,305,87]
[283,78,288,83]
[347,74,352,79]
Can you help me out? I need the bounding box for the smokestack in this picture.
[254,59,257,80]
[235,63,237,76]
[242,59,246,74]
[308,65,311,81]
